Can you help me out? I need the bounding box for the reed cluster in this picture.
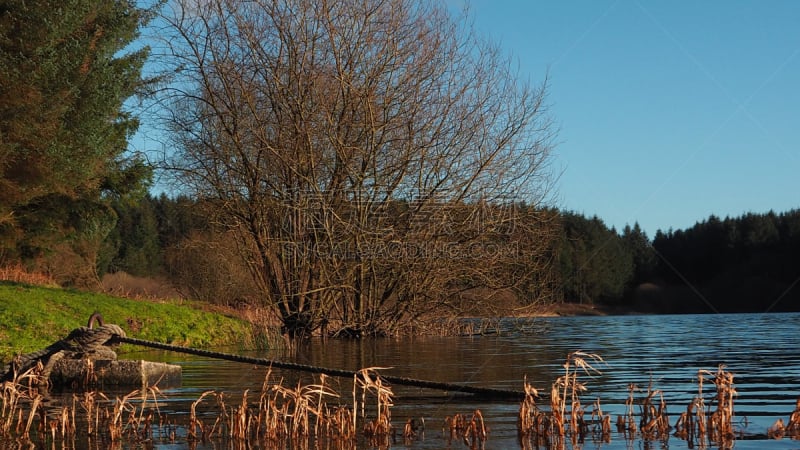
[518,357,750,449]
[4,353,800,449]
[0,364,402,449]
[672,365,737,446]
[517,351,609,449]
[768,397,800,439]
[443,409,487,449]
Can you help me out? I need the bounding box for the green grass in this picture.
[0,281,257,362]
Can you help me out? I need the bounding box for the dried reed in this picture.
[673,365,737,447]
[0,356,792,449]
[518,351,605,449]
[355,367,395,446]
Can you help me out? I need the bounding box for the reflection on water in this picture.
[19,313,800,449]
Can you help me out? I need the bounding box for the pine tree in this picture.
[622,222,656,285]
[0,0,154,278]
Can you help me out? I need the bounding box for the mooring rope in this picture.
[110,335,527,401]
[4,313,526,400]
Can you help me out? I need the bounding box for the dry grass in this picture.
[0,265,58,288]
[1,355,799,449]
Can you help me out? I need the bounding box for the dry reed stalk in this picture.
[589,397,611,442]
[1,365,46,436]
[617,383,637,437]
[313,374,327,436]
[1,381,23,435]
[443,413,464,444]
[273,383,309,438]
[354,367,394,441]
[768,418,785,439]
[22,393,41,438]
[520,352,603,446]
[71,394,78,436]
[271,376,340,443]
[188,390,215,441]
[402,418,415,444]
[686,396,705,444]
[703,365,736,445]
[59,402,72,438]
[231,389,250,440]
[329,405,356,441]
[77,391,106,437]
[785,397,800,437]
[259,388,285,442]
[517,376,542,441]
[695,370,707,440]
[217,391,232,439]
[466,409,487,445]
[108,390,139,441]
[549,377,565,437]
[637,378,669,441]
[443,410,488,449]
[49,412,57,442]
[655,390,669,437]
[560,352,602,436]
[82,358,97,387]
[674,365,738,446]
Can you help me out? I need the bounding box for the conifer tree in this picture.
[0,0,154,279]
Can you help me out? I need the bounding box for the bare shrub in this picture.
[156,0,557,337]
[100,271,183,300]
[30,242,99,288]
[165,230,260,306]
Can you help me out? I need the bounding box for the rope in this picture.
[2,314,126,381]
[4,313,526,401]
[111,335,527,401]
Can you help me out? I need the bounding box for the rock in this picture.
[48,358,182,390]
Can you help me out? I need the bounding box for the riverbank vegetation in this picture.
[0,281,261,362]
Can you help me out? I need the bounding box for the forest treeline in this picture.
[558,210,800,314]
[74,194,800,315]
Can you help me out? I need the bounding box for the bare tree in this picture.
[156,0,557,337]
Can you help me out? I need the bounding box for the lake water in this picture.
[18,313,800,449]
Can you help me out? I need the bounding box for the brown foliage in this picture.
[0,265,58,288]
[100,271,182,301]
[164,230,260,306]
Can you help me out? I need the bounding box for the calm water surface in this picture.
[112,313,800,449]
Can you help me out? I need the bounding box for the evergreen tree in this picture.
[622,222,656,285]
[0,0,155,279]
[558,212,634,305]
[105,195,162,276]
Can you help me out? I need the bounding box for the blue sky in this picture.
[459,0,800,237]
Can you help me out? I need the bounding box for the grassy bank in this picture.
[0,281,258,362]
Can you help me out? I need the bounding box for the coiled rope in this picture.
[1,312,126,381]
